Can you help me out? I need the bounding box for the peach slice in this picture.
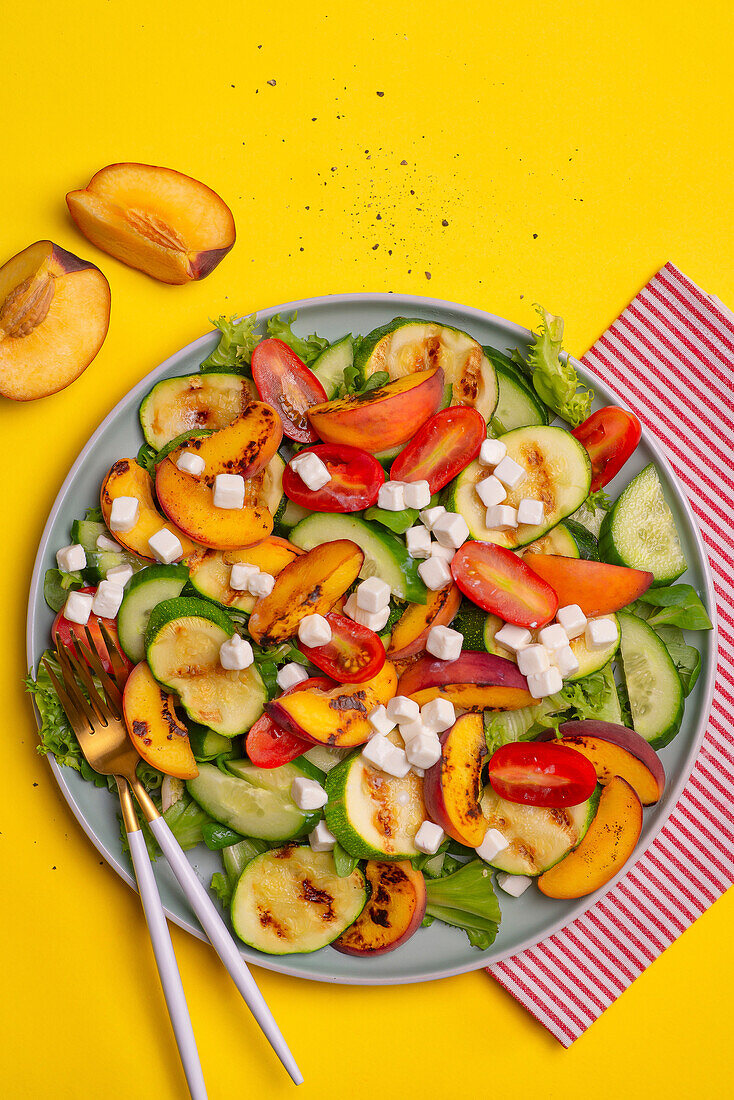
[397,650,535,709]
[387,584,462,660]
[188,537,304,613]
[0,240,110,401]
[123,661,198,779]
[67,162,235,284]
[423,713,489,847]
[100,458,196,560]
[537,721,665,805]
[333,861,427,955]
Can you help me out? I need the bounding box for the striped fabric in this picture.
[486,263,734,1045]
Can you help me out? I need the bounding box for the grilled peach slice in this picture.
[266,662,397,747]
[248,539,364,645]
[307,368,444,452]
[188,537,304,613]
[67,163,235,284]
[123,661,198,779]
[397,651,534,709]
[387,584,462,660]
[100,459,196,560]
[538,776,643,899]
[537,721,665,805]
[333,860,426,955]
[423,713,488,846]
[0,240,110,401]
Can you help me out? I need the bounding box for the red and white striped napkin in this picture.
[486,263,734,1045]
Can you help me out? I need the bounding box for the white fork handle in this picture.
[148,815,303,1086]
[127,830,208,1100]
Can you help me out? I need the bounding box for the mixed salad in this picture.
[28,305,712,958]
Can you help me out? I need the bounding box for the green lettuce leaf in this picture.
[634,583,713,632]
[162,793,212,850]
[200,314,261,372]
[266,312,328,366]
[43,568,83,613]
[512,305,593,426]
[210,871,233,907]
[424,859,501,949]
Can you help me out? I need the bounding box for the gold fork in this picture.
[45,628,303,1089]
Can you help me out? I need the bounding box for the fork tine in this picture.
[55,643,101,728]
[43,656,93,739]
[66,637,115,723]
[76,631,124,717]
[98,621,129,692]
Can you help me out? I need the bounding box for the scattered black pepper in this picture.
[442,219,449,227]
[376,91,384,97]
[533,233,538,239]
[267,79,276,86]
[425,272,432,280]
[372,244,379,250]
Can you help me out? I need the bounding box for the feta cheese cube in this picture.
[213,473,245,509]
[494,455,527,490]
[517,498,545,526]
[290,451,331,491]
[475,828,509,863]
[148,528,184,564]
[419,505,446,530]
[430,542,455,563]
[398,717,427,742]
[496,872,533,897]
[585,617,619,649]
[538,623,569,651]
[432,512,469,549]
[405,731,442,769]
[386,695,420,723]
[556,604,588,639]
[426,624,463,661]
[414,820,445,855]
[553,645,581,678]
[219,634,254,670]
[356,576,391,612]
[485,504,518,530]
[276,662,309,691]
[56,543,86,573]
[298,613,332,647]
[377,481,405,511]
[176,451,206,477]
[64,591,93,625]
[343,594,390,632]
[106,563,134,587]
[368,704,395,737]
[403,479,431,509]
[362,736,409,778]
[309,821,337,852]
[96,533,121,553]
[418,555,452,590]
[406,525,432,559]
[229,562,260,591]
[517,644,550,677]
[92,580,124,619]
[527,667,563,699]
[109,496,140,532]
[476,475,507,508]
[420,697,455,733]
[479,438,507,466]
[494,623,532,652]
[248,572,275,598]
[290,776,328,811]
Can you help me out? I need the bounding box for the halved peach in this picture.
[387,584,462,660]
[397,651,534,709]
[333,860,426,955]
[307,368,444,452]
[100,458,196,560]
[423,713,488,847]
[123,661,198,779]
[538,776,643,899]
[188,537,304,613]
[67,163,235,284]
[0,240,110,401]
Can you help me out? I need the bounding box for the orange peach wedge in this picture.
[67,163,236,284]
[0,240,110,401]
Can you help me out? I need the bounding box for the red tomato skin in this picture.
[389,406,486,492]
[571,406,641,492]
[451,542,558,628]
[52,587,130,677]
[245,676,335,768]
[282,444,385,512]
[251,338,327,443]
[298,612,386,683]
[488,743,598,808]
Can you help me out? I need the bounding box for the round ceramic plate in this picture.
[27,293,716,985]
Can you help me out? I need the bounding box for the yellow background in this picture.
[2,1,732,1096]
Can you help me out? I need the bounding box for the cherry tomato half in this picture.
[251,338,327,443]
[451,542,558,629]
[389,406,486,492]
[298,612,386,683]
[282,444,385,512]
[488,742,598,808]
[52,587,131,678]
[246,676,335,768]
[571,406,641,492]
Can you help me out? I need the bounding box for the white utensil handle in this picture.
[148,815,303,1087]
[127,829,208,1100]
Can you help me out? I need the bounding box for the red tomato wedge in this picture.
[251,338,327,443]
[525,555,653,617]
[451,542,558,628]
[246,675,335,768]
[488,742,598,808]
[389,406,486,492]
[282,444,385,512]
[52,587,131,677]
[572,406,641,492]
[298,612,386,683]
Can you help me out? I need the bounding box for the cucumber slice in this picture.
[563,519,600,561]
[290,512,428,603]
[488,356,549,432]
[521,519,598,561]
[310,334,353,397]
[444,425,591,549]
[117,564,189,661]
[226,757,324,790]
[483,612,619,680]
[83,548,143,585]
[70,519,107,550]
[231,846,367,955]
[324,749,425,859]
[599,464,687,584]
[275,498,311,534]
[188,726,232,761]
[373,443,404,469]
[146,597,267,737]
[299,744,351,773]
[186,763,317,842]
[139,372,256,449]
[617,610,684,748]
[479,785,599,875]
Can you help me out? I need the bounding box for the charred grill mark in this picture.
[301,878,336,921]
[456,346,482,402]
[274,844,296,859]
[377,864,409,887]
[257,907,287,937]
[159,689,187,738]
[521,444,555,508]
[370,908,391,927]
[329,690,367,714]
[111,459,131,477]
[132,720,149,738]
